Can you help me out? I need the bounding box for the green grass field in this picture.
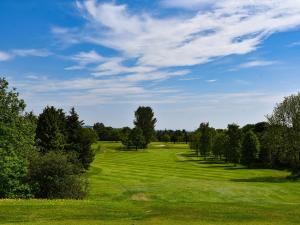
[1,142,300,225]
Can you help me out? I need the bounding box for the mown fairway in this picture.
[1,142,300,225]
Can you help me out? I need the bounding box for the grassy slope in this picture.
[1,142,300,225]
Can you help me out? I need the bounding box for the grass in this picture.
[1,142,300,224]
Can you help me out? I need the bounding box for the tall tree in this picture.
[198,123,212,159]
[267,93,300,174]
[134,106,156,148]
[212,132,228,160]
[76,128,97,169]
[227,124,242,165]
[183,129,189,144]
[189,131,201,156]
[0,78,36,198]
[65,107,83,153]
[65,108,96,169]
[241,130,260,167]
[35,106,66,153]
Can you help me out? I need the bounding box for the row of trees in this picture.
[92,124,190,144]
[0,78,97,199]
[190,93,300,176]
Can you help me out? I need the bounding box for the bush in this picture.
[122,128,145,150]
[28,151,87,199]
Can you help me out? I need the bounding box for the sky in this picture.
[1,0,300,130]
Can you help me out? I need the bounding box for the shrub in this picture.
[28,151,87,199]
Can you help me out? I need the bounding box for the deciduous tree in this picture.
[134,106,156,148]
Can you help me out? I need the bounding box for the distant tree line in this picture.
[93,107,190,149]
[92,124,190,144]
[189,93,300,177]
[0,78,97,199]
[155,129,190,143]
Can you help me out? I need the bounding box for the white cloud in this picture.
[179,77,202,81]
[72,50,103,64]
[45,0,300,98]
[0,51,12,61]
[239,60,277,68]
[65,50,104,70]
[206,79,217,83]
[52,0,300,83]
[12,49,52,57]
[288,41,300,47]
[0,49,51,61]
[123,70,190,82]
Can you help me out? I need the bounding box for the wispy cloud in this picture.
[14,76,182,108]
[65,50,104,70]
[72,0,300,68]
[0,51,12,61]
[206,79,217,83]
[52,0,300,84]
[0,49,51,62]
[179,77,202,81]
[288,41,300,47]
[12,49,52,57]
[239,60,277,69]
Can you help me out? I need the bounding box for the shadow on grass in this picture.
[230,176,296,183]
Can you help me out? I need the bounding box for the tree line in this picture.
[93,119,189,146]
[189,93,300,177]
[93,107,190,149]
[0,78,97,199]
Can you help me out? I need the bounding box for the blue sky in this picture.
[1,0,300,130]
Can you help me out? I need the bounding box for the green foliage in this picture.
[134,106,156,147]
[212,132,228,159]
[161,133,171,142]
[226,124,242,164]
[267,93,300,173]
[0,150,32,198]
[122,128,145,150]
[241,131,260,167]
[156,129,189,143]
[189,132,200,155]
[65,108,97,169]
[198,123,212,158]
[65,107,83,153]
[77,128,97,169]
[258,132,273,166]
[93,122,121,141]
[35,106,66,153]
[0,78,36,198]
[28,151,87,199]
